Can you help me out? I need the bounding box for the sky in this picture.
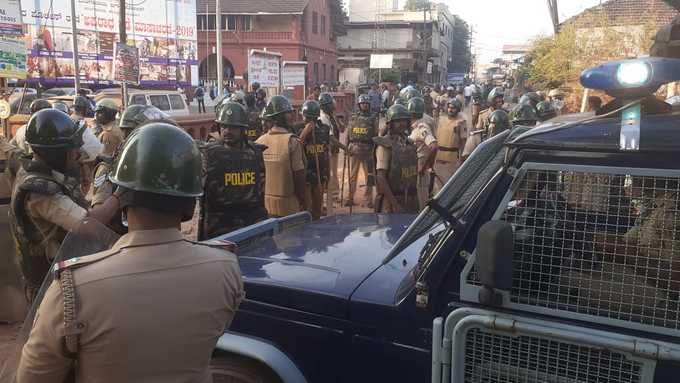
[444,0,604,64]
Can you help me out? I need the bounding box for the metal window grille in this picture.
[462,327,646,383]
[461,163,680,336]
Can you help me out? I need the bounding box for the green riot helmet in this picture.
[318,92,334,107]
[215,101,249,127]
[95,98,119,113]
[510,103,538,125]
[393,97,406,106]
[72,95,91,113]
[407,97,425,116]
[386,104,411,124]
[399,87,421,102]
[52,101,70,114]
[263,95,293,119]
[26,109,85,149]
[119,105,172,132]
[536,101,557,121]
[519,91,542,107]
[487,109,511,137]
[447,98,463,112]
[230,91,246,106]
[357,94,370,106]
[487,86,505,104]
[110,122,202,197]
[29,99,52,115]
[301,100,321,119]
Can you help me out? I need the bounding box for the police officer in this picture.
[510,103,538,127]
[462,109,510,161]
[318,92,345,205]
[408,97,438,208]
[256,95,308,217]
[346,94,378,208]
[9,109,122,303]
[71,95,91,122]
[93,99,124,157]
[470,87,483,128]
[198,101,268,238]
[475,86,505,135]
[16,122,244,382]
[374,104,418,214]
[51,101,70,115]
[10,99,52,153]
[433,98,467,193]
[91,105,171,209]
[519,91,542,110]
[536,101,558,122]
[299,100,331,219]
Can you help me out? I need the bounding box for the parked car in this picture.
[205,57,680,383]
[42,87,93,97]
[127,90,190,117]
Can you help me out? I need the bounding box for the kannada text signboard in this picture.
[248,50,281,90]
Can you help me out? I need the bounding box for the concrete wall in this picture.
[338,28,416,50]
[251,15,295,32]
[348,0,396,22]
[301,0,338,86]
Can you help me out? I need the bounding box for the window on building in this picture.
[243,16,252,31]
[221,15,236,31]
[313,62,319,84]
[330,65,335,81]
[321,15,326,35]
[312,12,318,34]
[322,63,326,81]
[197,15,216,31]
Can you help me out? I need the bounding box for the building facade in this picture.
[338,1,461,85]
[196,0,340,94]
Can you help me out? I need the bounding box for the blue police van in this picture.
[210,57,680,383]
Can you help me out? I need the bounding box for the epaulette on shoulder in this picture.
[188,239,237,253]
[53,248,120,276]
[373,136,392,147]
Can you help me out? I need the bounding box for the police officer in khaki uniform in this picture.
[16,122,245,383]
[347,94,378,208]
[256,95,308,217]
[462,109,511,161]
[299,100,331,219]
[433,98,467,193]
[199,101,268,239]
[463,87,506,161]
[9,109,122,303]
[374,104,419,214]
[93,99,124,157]
[407,97,438,209]
[318,93,345,205]
[71,95,91,123]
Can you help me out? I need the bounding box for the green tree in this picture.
[449,15,471,73]
[404,0,430,11]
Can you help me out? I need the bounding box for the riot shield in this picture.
[0,218,119,383]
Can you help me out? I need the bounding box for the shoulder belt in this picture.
[53,247,120,356]
[248,142,268,152]
[372,136,392,148]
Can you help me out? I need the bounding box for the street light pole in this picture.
[216,0,223,98]
[70,0,80,93]
[119,0,128,108]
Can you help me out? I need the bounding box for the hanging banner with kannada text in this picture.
[19,0,197,86]
[0,0,23,36]
[248,50,281,89]
[0,37,27,78]
[113,43,139,83]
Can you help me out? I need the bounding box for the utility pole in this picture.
[70,0,80,94]
[547,0,559,34]
[119,0,128,108]
[216,0,223,98]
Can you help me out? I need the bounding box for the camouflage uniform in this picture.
[374,134,419,214]
[9,160,88,301]
[347,111,378,207]
[198,140,267,240]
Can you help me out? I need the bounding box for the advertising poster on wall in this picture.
[0,37,27,78]
[113,43,139,83]
[0,0,23,36]
[19,0,198,86]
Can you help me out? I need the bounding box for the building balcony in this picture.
[221,31,295,42]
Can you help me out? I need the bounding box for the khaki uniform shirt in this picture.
[408,120,437,159]
[17,228,244,383]
[96,121,124,157]
[20,169,88,260]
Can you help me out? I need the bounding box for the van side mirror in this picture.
[476,220,514,306]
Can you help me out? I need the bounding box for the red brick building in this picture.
[196,0,340,95]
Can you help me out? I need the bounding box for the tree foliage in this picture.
[404,0,431,11]
[449,15,471,73]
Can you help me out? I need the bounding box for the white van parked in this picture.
[127,90,190,117]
